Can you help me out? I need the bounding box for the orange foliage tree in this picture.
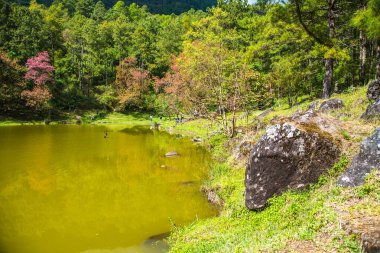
[114,57,151,109]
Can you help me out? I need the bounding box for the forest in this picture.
[1,0,380,134]
[7,0,217,14]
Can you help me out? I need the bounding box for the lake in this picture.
[0,125,216,253]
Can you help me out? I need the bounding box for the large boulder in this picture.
[367,79,380,101]
[338,127,380,187]
[319,99,345,113]
[245,123,341,210]
[361,99,380,120]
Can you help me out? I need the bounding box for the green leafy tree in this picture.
[292,0,353,98]
[91,1,107,23]
[6,4,48,61]
[75,0,96,17]
[0,0,11,47]
[0,51,24,113]
[353,0,380,79]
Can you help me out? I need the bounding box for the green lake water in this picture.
[0,125,217,253]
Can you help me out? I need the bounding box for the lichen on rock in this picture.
[361,99,380,120]
[319,99,345,113]
[367,79,380,101]
[245,122,341,210]
[338,127,380,187]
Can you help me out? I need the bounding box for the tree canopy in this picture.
[7,0,217,14]
[1,0,380,134]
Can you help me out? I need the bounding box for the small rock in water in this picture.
[144,232,170,250]
[165,151,179,157]
[181,181,196,186]
[160,165,177,171]
[193,137,203,143]
[145,232,170,243]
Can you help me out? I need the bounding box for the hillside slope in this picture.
[161,87,379,252]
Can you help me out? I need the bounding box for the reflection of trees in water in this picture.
[0,126,216,253]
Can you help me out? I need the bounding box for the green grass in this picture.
[168,87,377,252]
[0,119,44,126]
[169,157,376,252]
[90,111,150,125]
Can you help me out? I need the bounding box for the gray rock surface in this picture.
[245,123,341,210]
[319,99,345,113]
[291,108,316,122]
[308,101,319,111]
[361,99,380,120]
[367,79,380,101]
[338,127,380,187]
[165,151,179,157]
[234,140,254,160]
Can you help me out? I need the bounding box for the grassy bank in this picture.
[165,87,379,252]
[0,111,152,127]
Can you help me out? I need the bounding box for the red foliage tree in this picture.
[115,57,151,109]
[153,57,187,116]
[154,59,182,95]
[22,51,55,109]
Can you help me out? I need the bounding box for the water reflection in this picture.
[0,125,216,253]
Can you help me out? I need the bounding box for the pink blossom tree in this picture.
[22,51,55,109]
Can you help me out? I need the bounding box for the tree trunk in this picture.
[51,34,56,81]
[230,109,236,138]
[79,40,84,91]
[89,68,93,97]
[220,106,229,135]
[352,45,357,86]
[288,91,293,108]
[51,34,55,66]
[105,52,108,86]
[323,58,333,98]
[230,81,238,138]
[376,40,380,80]
[359,30,367,85]
[368,40,375,79]
[322,0,335,99]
